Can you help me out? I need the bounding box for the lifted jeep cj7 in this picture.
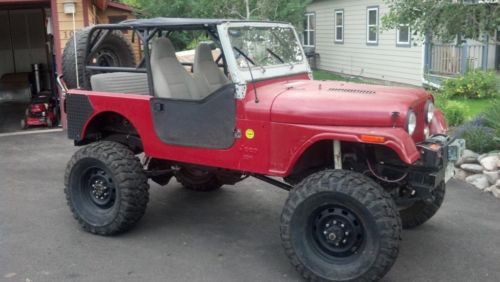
[59,18,465,281]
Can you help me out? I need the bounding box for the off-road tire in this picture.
[399,182,445,229]
[176,168,223,192]
[62,27,135,90]
[64,141,149,235]
[281,170,401,282]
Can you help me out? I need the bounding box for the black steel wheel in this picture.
[176,167,222,192]
[399,182,446,229]
[281,170,401,282]
[64,141,149,235]
[310,204,365,259]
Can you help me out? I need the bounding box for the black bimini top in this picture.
[107,17,287,29]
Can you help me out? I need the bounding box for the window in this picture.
[303,13,315,47]
[366,7,378,44]
[397,25,411,46]
[335,10,344,43]
[108,15,128,33]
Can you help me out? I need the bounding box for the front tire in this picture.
[399,182,445,229]
[64,141,149,235]
[281,170,401,282]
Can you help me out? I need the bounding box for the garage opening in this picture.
[0,7,58,133]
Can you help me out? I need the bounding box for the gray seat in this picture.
[150,38,203,100]
[90,72,149,95]
[193,43,231,94]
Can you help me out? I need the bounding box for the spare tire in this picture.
[62,27,135,90]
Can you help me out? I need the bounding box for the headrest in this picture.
[195,43,214,63]
[151,37,177,59]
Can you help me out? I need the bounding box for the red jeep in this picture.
[60,18,464,281]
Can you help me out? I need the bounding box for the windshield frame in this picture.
[218,22,311,90]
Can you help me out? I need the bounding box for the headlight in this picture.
[425,100,434,123]
[407,110,417,135]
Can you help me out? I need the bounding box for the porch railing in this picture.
[425,42,487,76]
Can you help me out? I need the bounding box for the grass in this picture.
[434,95,498,121]
[461,99,497,120]
[312,70,365,83]
[313,70,346,81]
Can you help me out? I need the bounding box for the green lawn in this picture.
[313,70,346,81]
[313,70,365,83]
[434,94,498,121]
[449,98,498,120]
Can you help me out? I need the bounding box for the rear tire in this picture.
[281,170,401,282]
[176,167,222,191]
[64,141,149,235]
[399,182,445,229]
[62,27,135,90]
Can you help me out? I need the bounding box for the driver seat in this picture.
[150,38,203,100]
[193,43,231,93]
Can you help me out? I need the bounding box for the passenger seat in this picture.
[150,37,203,100]
[193,43,231,94]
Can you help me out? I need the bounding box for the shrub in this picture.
[442,101,468,126]
[455,116,499,153]
[483,101,500,136]
[440,71,498,99]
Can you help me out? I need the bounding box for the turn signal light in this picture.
[360,135,386,143]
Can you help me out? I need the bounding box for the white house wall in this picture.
[307,0,424,86]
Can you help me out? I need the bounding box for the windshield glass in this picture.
[228,26,304,69]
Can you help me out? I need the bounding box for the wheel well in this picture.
[79,112,143,153]
[285,140,406,185]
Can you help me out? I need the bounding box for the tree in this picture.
[124,0,310,27]
[382,0,500,42]
[123,0,310,49]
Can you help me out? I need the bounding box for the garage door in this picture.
[0,9,47,77]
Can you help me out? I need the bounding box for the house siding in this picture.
[307,0,423,86]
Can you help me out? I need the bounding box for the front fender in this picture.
[430,108,448,135]
[270,123,420,176]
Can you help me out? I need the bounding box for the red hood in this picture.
[268,80,430,128]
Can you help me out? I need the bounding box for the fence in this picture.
[425,43,487,76]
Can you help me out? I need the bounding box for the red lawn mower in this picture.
[21,64,59,129]
[21,91,58,129]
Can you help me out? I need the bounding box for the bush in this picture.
[455,116,499,153]
[440,71,498,99]
[442,101,468,126]
[483,101,500,135]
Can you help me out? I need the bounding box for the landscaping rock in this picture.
[483,170,499,185]
[460,164,485,174]
[454,168,472,181]
[484,185,494,193]
[491,186,500,199]
[479,155,499,171]
[497,158,500,169]
[496,179,500,187]
[456,149,479,166]
[465,174,490,190]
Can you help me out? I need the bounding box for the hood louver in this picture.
[327,88,376,95]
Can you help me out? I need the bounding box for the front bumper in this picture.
[407,135,465,194]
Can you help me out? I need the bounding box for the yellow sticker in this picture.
[245,129,255,139]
